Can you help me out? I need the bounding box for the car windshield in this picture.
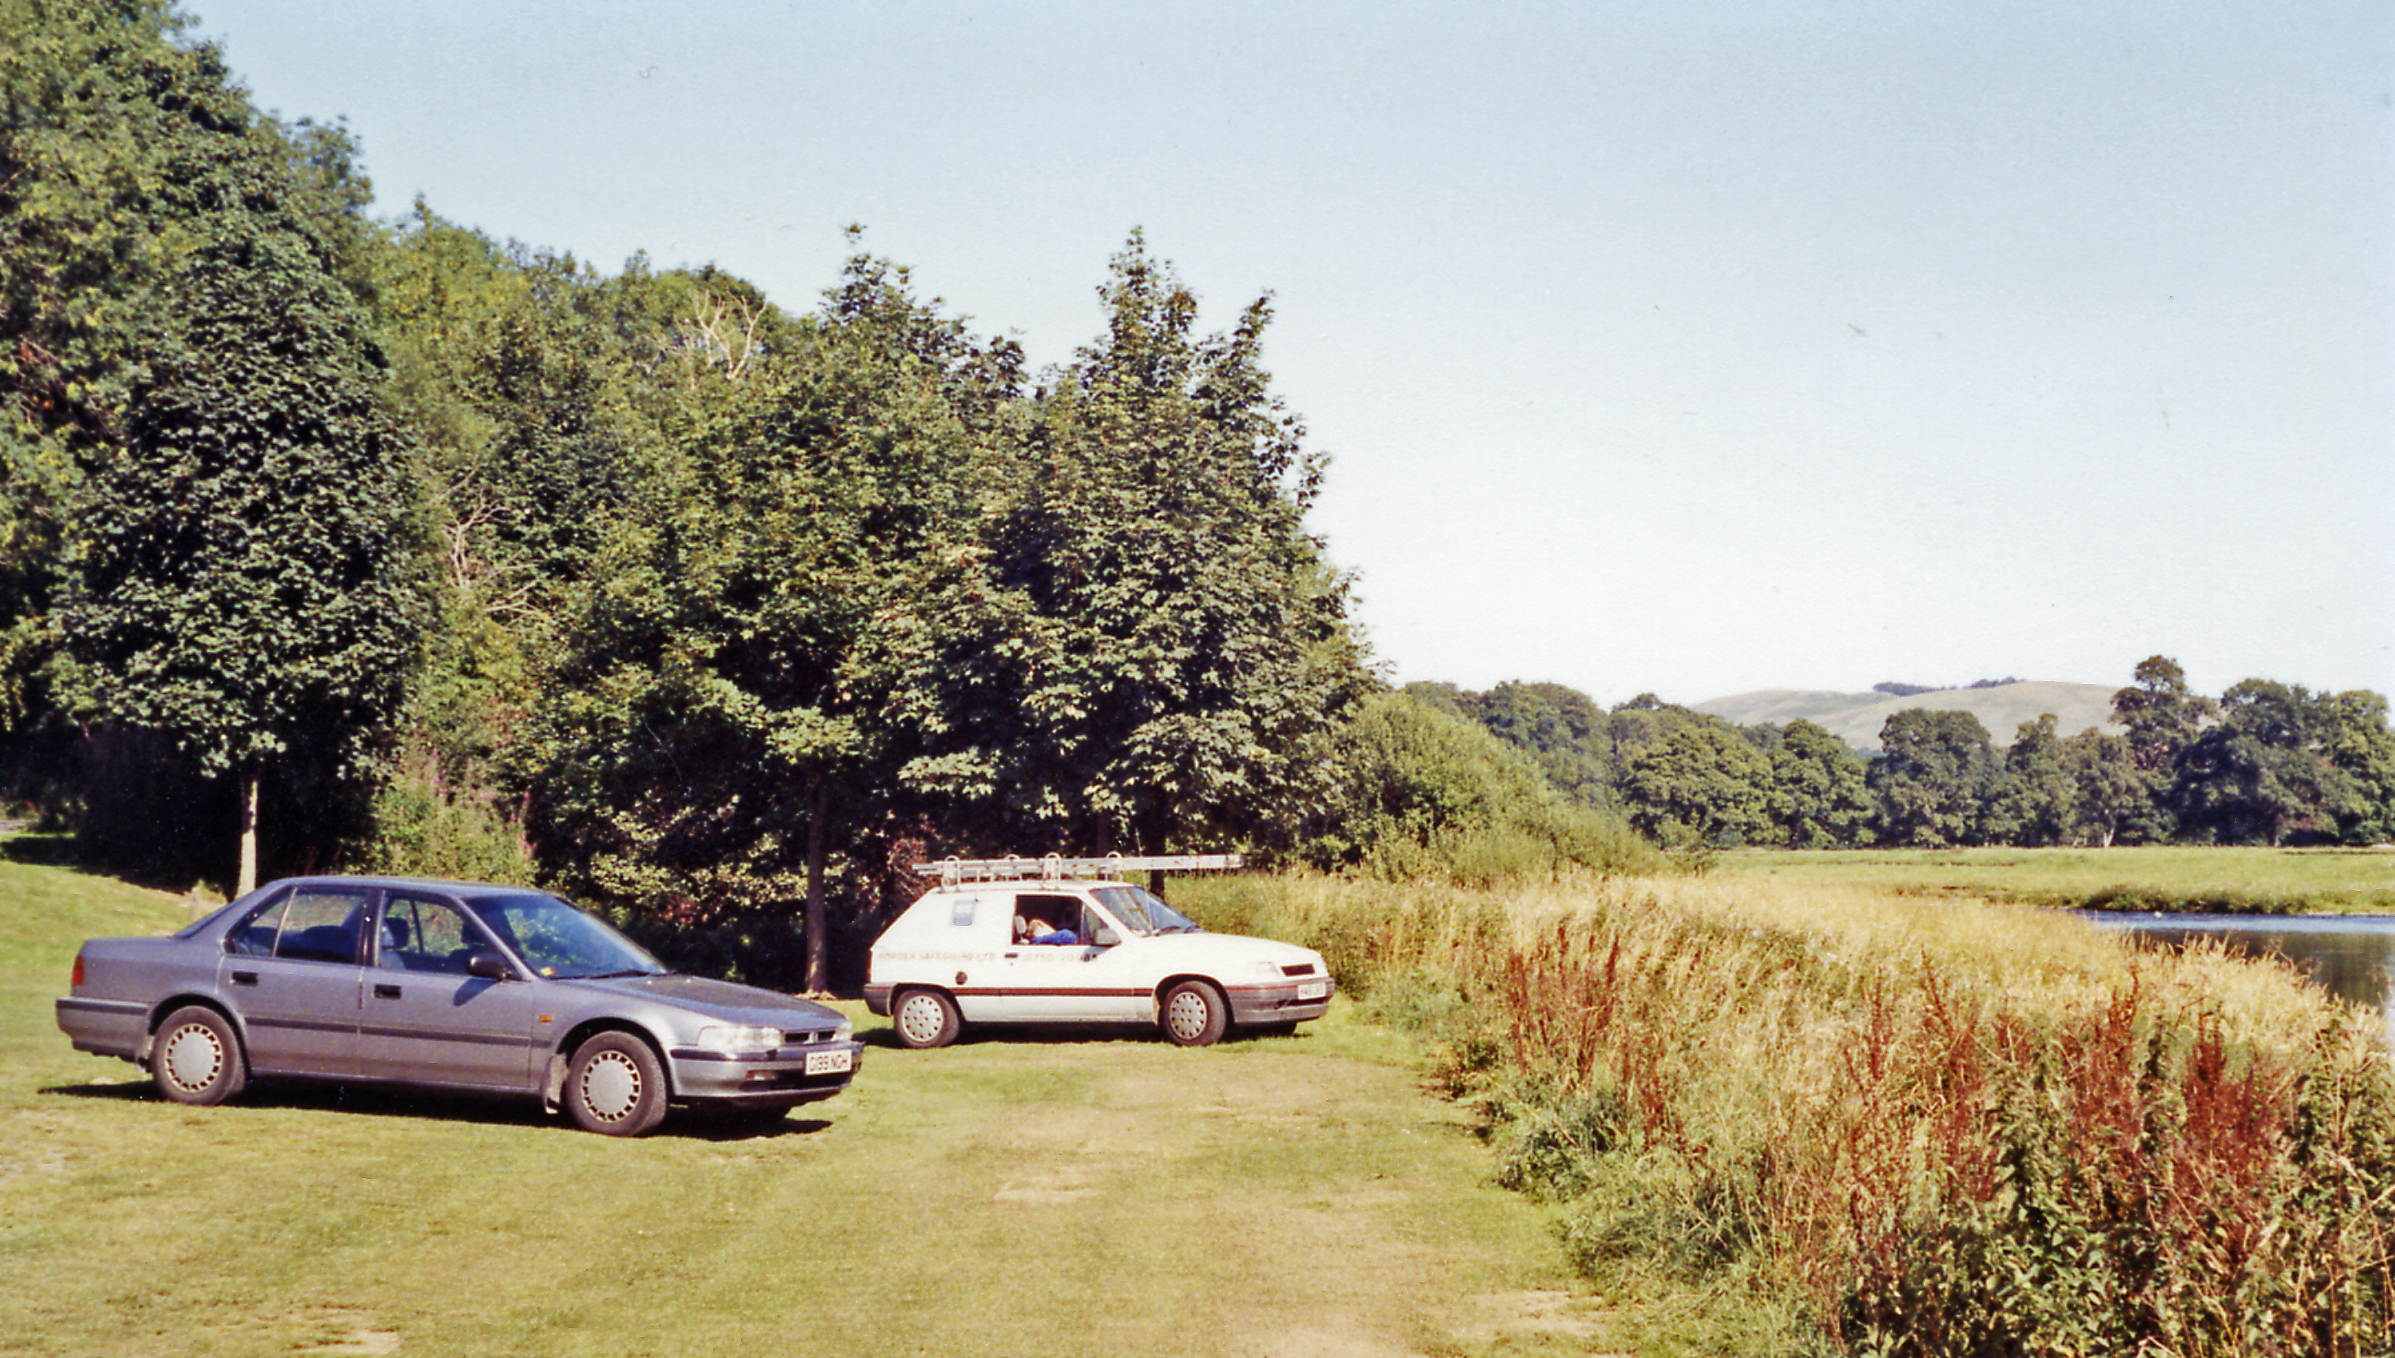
[460,892,667,980]
[1092,886,1202,937]
[1145,893,1203,934]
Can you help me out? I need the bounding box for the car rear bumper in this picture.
[56,997,148,1060]
[1225,979,1335,1026]
[666,1039,865,1108]
[862,983,893,1016]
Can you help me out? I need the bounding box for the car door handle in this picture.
[230,971,257,986]
[373,984,402,999]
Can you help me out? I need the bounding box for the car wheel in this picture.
[151,1005,247,1106]
[892,989,961,1049]
[565,1032,668,1137]
[1161,980,1228,1047]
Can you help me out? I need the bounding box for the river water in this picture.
[2085,912,2395,1044]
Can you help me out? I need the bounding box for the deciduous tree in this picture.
[1984,714,2076,846]
[2112,655,2212,777]
[22,3,419,890]
[1869,709,1995,848]
[1619,717,1779,847]
[916,233,1366,857]
[2062,729,2151,846]
[534,252,1009,990]
[1767,718,1873,847]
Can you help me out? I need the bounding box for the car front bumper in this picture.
[1224,978,1336,1026]
[665,1038,866,1108]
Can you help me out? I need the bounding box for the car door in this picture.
[999,892,1147,1021]
[354,892,546,1091]
[218,883,369,1076]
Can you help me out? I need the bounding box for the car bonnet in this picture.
[1137,930,1323,971]
[555,973,846,1029]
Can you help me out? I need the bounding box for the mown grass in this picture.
[1720,844,2395,915]
[2,852,1602,1358]
[1175,870,2395,1357]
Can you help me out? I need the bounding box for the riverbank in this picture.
[1717,843,2395,915]
[1176,870,2395,1355]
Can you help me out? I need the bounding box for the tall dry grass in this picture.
[1178,872,2395,1357]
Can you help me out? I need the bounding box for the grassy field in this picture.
[1716,844,2395,914]
[1,856,1608,1358]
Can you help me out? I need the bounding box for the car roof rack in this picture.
[912,853,1243,888]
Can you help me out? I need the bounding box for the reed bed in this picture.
[1177,872,2395,1357]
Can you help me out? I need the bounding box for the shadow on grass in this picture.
[860,1021,1310,1051]
[39,1077,834,1140]
[2,832,206,896]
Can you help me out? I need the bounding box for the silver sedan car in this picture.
[56,875,863,1136]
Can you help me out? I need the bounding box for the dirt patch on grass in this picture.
[994,1163,1101,1203]
[1459,1289,1623,1348]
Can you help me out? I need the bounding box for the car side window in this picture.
[1016,893,1083,944]
[376,895,484,974]
[230,886,369,964]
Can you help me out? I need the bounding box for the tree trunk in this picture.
[803,779,830,996]
[236,771,259,897]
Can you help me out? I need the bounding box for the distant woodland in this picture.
[1405,657,2395,856]
[4,4,2390,985]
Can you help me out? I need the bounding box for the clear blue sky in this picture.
[188,0,2394,708]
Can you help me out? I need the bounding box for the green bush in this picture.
[1305,691,1661,883]
[355,770,535,885]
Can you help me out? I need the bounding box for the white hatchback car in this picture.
[864,861,1333,1048]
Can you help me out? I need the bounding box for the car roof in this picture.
[923,878,1132,892]
[260,874,545,894]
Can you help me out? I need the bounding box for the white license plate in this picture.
[805,1048,853,1076]
[1297,981,1329,1001]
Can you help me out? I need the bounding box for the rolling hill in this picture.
[1693,681,2121,753]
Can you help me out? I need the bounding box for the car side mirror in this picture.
[465,949,513,981]
[1089,923,1120,948]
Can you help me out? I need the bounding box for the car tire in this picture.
[892,989,961,1049]
[1161,980,1228,1047]
[151,1005,247,1106]
[565,1031,669,1137]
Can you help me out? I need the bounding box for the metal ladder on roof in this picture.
[910,853,1243,887]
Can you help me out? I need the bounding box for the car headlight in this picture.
[1254,959,1286,979]
[834,1020,853,1042]
[695,1024,782,1053]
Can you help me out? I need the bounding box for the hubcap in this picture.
[579,1050,642,1122]
[161,1023,222,1092]
[1167,991,1209,1040]
[897,995,944,1045]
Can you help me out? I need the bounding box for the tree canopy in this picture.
[7,0,417,888]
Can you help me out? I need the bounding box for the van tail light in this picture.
[71,952,84,989]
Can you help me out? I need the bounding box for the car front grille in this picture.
[1280,963,1318,977]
